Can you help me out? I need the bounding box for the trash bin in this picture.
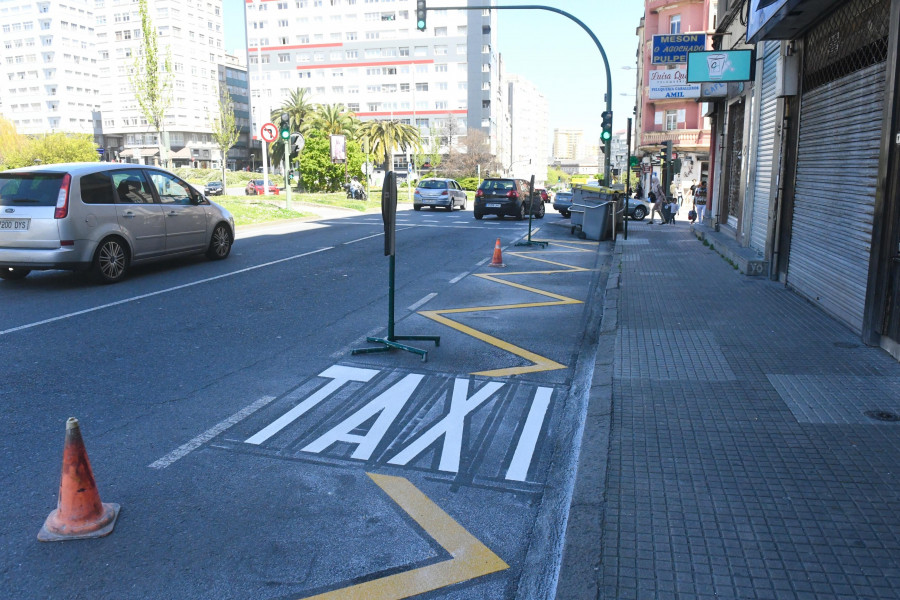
[582,201,612,241]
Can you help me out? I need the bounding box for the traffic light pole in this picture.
[426,4,613,184]
[284,137,292,210]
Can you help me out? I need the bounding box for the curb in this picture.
[553,239,620,599]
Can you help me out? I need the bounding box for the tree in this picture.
[269,88,315,168]
[129,0,173,168]
[357,119,422,171]
[547,165,571,187]
[0,117,24,168]
[414,126,443,173]
[440,128,498,178]
[2,132,99,169]
[312,103,360,138]
[298,129,364,192]
[209,90,240,186]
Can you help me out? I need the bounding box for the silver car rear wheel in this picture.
[93,237,129,283]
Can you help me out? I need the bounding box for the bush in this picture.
[456,177,480,191]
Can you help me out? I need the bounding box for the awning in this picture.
[170,147,192,160]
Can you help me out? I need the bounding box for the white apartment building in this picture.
[0,0,102,138]
[504,72,547,185]
[243,0,501,168]
[95,0,226,166]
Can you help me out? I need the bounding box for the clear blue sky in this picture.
[223,0,644,145]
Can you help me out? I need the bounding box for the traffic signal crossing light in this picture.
[416,1,426,31]
[280,124,290,140]
[600,110,613,142]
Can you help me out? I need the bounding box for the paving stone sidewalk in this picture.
[600,221,900,599]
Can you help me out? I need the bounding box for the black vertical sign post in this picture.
[515,174,548,248]
[352,171,440,361]
[625,117,632,240]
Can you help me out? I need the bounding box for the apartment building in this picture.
[0,0,102,139]
[95,0,226,166]
[504,72,548,184]
[218,52,251,170]
[552,128,583,160]
[243,0,501,166]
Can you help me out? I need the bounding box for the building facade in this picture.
[218,53,251,171]
[636,0,714,198]
[703,0,900,361]
[96,0,227,166]
[552,128,583,160]
[504,73,548,185]
[0,0,103,140]
[243,0,500,167]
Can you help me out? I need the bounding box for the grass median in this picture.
[214,192,381,227]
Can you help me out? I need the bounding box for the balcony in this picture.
[641,129,711,151]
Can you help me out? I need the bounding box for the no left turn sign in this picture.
[260,122,278,143]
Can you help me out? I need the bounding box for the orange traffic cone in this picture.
[489,238,505,268]
[38,418,120,542]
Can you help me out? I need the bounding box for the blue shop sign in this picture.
[651,34,708,65]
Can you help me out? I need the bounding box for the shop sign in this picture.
[648,68,701,100]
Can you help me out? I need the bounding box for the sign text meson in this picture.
[651,33,707,65]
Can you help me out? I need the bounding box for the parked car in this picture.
[0,162,235,283]
[535,188,550,203]
[626,195,650,220]
[553,190,574,217]
[473,178,544,220]
[204,181,224,196]
[245,179,280,195]
[413,178,467,211]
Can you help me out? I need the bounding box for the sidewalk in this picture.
[574,220,900,599]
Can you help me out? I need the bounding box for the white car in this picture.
[413,178,468,211]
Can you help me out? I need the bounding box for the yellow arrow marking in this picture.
[301,473,509,599]
[418,240,598,377]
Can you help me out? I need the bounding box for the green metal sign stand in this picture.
[352,171,440,362]
[515,175,548,248]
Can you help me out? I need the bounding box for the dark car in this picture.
[204,181,224,196]
[553,190,574,217]
[473,178,544,220]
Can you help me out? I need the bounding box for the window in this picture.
[434,45,447,55]
[669,14,681,34]
[414,46,427,57]
[434,26,447,36]
[80,172,115,205]
[665,110,677,131]
[112,170,154,205]
[416,82,428,92]
[435,64,447,73]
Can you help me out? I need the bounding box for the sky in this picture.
[223,0,645,147]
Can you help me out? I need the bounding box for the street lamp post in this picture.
[251,0,269,194]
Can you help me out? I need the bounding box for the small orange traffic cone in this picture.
[489,238,505,268]
[38,418,120,542]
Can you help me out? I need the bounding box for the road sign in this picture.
[96,148,105,155]
[260,122,278,143]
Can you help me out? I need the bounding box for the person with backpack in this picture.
[647,174,666,225]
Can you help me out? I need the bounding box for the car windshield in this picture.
[0,173,66,206]
[480,180,514,191]
[419,180,448,189]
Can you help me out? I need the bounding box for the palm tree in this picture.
[269,88,315,168]
[312,103,360,138]
[357,119,422,171]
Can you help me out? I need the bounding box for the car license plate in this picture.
[486,203,501,208]
[0,218,29,231]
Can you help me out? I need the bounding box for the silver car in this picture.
[413,178,468,211]
[0,162,235,283]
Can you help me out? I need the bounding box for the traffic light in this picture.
[600,110,613,143]
[416,0,426,31]
[280,124,290,140]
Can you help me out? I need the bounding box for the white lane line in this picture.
[149,395,277,469]
[408,293,437,311]
[343,231,384,245]
[449,272,469,284]
[476,257,490,266]
[0,247,333,337]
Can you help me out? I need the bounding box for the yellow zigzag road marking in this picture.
[419,239,598,377]
[300,473,508,599]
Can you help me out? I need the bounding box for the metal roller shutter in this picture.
[787,61,885,333]
[749,41,779,253]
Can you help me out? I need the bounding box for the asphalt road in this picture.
[0,205,611,599]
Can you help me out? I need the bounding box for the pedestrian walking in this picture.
[667,197,679,224]
[693,179,708,224]
[648,175,665,225]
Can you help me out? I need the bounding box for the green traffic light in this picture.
[417,20,425,29]
[601,131,611,142]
